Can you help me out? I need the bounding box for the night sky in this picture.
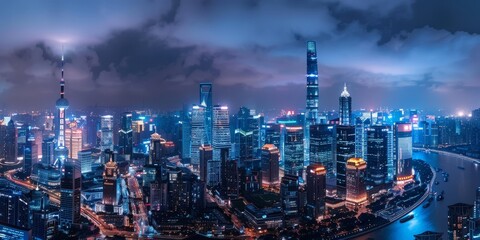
[1,0,479,113]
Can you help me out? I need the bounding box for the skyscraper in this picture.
[221,148,239,199]
[98,156,122,214]
[149,132,165,166]
[305,41,319,126]
[59,160,81,232]
[199,144,213,183]
[280,174,299,218]
[309,124,335,179]
[55,51,69,168]
[282,126,304,177]
[336,125,356,197]
[346,158,367,209]
[200,83,213,144]
[100,115,114,151]
[213,105,230,161]
[306,163,327,219]
[78,149,92,174]
[191,105,206,169]
[5,120,17,163]
[261,144,280,189]
[119,112,133,156]
[394,123,413,183]
[448,203,473,240]
[65,122,82,159]
[0,189,30,228]
[23,135,37,177]
[339,84,352,126]
[234,107,262,161]
[42,136,55,166]
[365,125,389,185]
[475,187,480,219]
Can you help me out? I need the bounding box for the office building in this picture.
[65,124,82,159]
[42,136,55,166]
[306,163,327,219]
[339,84,352,126]
[394,123,413,183]
[365,125,389,185]
[100,115,114,151]
[149,132,166,166]
[261,144,280,188]
[213,105,230,161]
[190,105,207,169]
[448,203,473,240]
[336,125,356,197]
[234,107,262,160]
[200,83,213,144]
[119,112,133,156]
[281,126,304,177]
[309,124,335,179]
[346,158,367,209]
[221,148,239,199]
[5,120,18,163]
[59,160,81,232]
[280,174,299,218]
[78,149,92,174]
[199,144,213,183]
[0,189,29,228]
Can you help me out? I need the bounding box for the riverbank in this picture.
[338,160,435,240]
[413,147,480,163]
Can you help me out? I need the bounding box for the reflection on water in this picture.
[356,151,480,240]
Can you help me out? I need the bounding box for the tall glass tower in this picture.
[305,41,319,170]
[55,51,69,168]
[339,83,352,126]
[200,83,213,144]
[306,41,319,125]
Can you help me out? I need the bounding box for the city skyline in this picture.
[0,1,479,113]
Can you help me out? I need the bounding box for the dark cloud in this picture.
[0,0,479,114]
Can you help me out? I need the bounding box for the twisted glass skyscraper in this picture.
[305,41,319,169]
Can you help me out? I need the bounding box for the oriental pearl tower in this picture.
[54,49,69,168]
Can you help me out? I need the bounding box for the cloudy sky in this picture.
[0,0,479,113]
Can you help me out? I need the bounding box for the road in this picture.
[3,168,139,239]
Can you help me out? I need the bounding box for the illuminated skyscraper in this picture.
[475,187,480,219]
[100,115,114,151]
[119,112,133,156]
[149,132,165,166]
[281,126,304,177]
[97,156,122,214]
[55,51,69,167]
[4,120,17,163]
[306,163,327,219]
[336,125,356,197]
[346,158,367,209]
[234,107,262,161]
[0,189,29,228]
[59,160,81,232]
[394,123,413,183]
[261,144,280,189]
[309,124,335,179]
[305,41,319,126]
[65,123,82,159]
[78,149,92,174]
[200,83,213,144]
[23,135,37,177]
[365,125,389,185]
[42,136,55,166]
[339,84,352,126]
[190,105,206,169]
[199,144,213,182]
[212,105,230,161]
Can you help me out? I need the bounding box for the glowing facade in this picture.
[261,144,280,188]
[190,105,207,168]
[346,158,367,209]
[65,123,82,160]
[100,115,114,151]
[200,83,213,144]
[54,51,69,167]
[306,163,327,219]
[339,84,352,126]
[212,105,230,161]
[394,123,414,182]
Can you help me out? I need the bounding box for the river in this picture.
[355,150,480,240]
